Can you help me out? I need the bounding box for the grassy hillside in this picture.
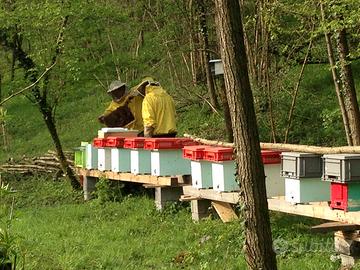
[2,61,360,163]
[0,175,346,270]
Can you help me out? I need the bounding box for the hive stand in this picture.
[312,222,360,269]
[77,168,190,209]
[155,186,183,210]
[183,185,360,269]
[83,175,97,201]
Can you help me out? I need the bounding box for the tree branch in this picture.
[0,62,57,106]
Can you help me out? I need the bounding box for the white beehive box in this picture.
[130,149,151,175]
[191,160,212,189]
[285,178,330,204]
[264,164,283,197]
[150,149,191,176]
[209,59,224,76]
[86,144,98,170]
[98,127,139,138]
[111,148,131,173]
[261,150,283,198]
[212,161,239,192]
[98,148,112,171]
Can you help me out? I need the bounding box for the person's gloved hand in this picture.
[144,126,155,137]
[98,115,105,124]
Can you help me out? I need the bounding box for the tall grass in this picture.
[0,174,348,269]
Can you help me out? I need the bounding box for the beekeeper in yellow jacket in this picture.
[98,80,143,132]
[132,77,177,137]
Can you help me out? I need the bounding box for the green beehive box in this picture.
[347,184,360,211]
[74,142,88,168]
[285,178,330,204]
[150,149,191,176]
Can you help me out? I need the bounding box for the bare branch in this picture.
[93,74,107,90]
[0,62,57,106]
[107,33,121,81]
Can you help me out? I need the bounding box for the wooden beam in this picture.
[180,195,201,201]
[311,222,360,233]
[184,133,360,154]
[182,185,240,204]
[212,201,238,223]
[76,168,180,186]
[183,186,360,225]
[268,198,360,225]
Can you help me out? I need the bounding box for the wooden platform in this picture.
[182,186,360,225]
[76,168,190,187]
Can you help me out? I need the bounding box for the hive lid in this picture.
[93,138,107,147]
[144,138,196,150]
[261,150,281,164]
[281,152,321,158]
[323,154,360,159]
[101,127,130,133]
[204,147,234,161]
[182,145,207,160]
[124,137,145,149]
[105,137,125,148]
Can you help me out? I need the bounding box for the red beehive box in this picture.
[261,150,281,164]
[105,137,125,148]
[182,145,207,160]
[93,138,107,148]
[144,138,196,150]
[124,137,145,149]
[330,182,348,211]
[204,147,234,162]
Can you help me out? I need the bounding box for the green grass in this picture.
[0,175,353,270]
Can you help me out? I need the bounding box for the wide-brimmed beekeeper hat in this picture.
[107,80,129,94]
[129,76,158,97]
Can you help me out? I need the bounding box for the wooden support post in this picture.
[212,201,238,223]
[83,176,97,201]
[191,199,211,221]
[154,187,183,210]
[335,231,360,269]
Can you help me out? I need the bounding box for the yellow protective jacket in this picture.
[103,96,144,131]
[142,84,176,135]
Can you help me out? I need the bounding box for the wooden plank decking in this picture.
[182,185,360,225]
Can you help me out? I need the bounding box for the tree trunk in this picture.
[40,104,80,189]
[214,1,277,269]
[336,28,360,146]
[284,39,312,143]
[0,23,80,189]
[196,0,219,110]
[320,3,352,146]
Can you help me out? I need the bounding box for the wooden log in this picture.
[184,133,360,154]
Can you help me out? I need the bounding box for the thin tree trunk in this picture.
[284,39,312,143]
[336,28,360,146]
[320,3,352,146]
[1,18,80,189]
[0,72,7,150]
[196,0,219,110]
[214,1,277,269]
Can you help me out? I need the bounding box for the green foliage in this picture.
[93,178,124,204]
